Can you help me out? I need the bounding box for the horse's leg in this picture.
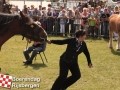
[116,33,120,51]
[109,26,113,48]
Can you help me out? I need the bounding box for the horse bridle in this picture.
[22,23,46,42]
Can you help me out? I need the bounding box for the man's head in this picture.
[75,30,86,42]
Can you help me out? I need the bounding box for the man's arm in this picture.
[83,42,92,67]
[49,38,71,45]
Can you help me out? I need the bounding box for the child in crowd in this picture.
[88,15,96,37]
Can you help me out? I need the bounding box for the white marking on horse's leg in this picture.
[116,35,120,51]
[116,42,118,50]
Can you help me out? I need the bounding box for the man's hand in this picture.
[47,40,51,44]
[26,38,31,43]
[88,63,93,68]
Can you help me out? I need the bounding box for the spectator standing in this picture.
[29,5,35,17]
[38,5,42,19]
[67,9,75,36]
[58,9,67,36]
[40,9,47,31]
[100,8,110,38]
[88,14,96,37]
[90,7,95,16]
[74,9,81,31]
[65,8,69,36]
[53,9,60,35]
[81,8,89,32]
[46,7,54,34]
[39,5,42,11]
[33,8,42,19]
[22,5,29,15]
[13,6,20,14]
[94,7,101,38]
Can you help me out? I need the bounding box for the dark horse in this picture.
[0,11,47,50]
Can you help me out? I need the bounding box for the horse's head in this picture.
[19,11,47,42]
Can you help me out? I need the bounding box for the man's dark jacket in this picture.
[51,38,92,64]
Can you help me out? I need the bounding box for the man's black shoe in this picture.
[23,60,27,63]
[24,60,32,65]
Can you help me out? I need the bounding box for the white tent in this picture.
[9,0,51,10]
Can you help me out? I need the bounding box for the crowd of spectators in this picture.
[10,1,119,39]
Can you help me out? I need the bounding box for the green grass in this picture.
[0,36,120,90]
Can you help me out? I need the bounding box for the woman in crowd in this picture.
[74,9,81,31]
[81,8,89,32]
[58,9,67,36]
[67,9,75,36]
[94,7,101,38]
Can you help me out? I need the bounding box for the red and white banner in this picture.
[0,74,12,89]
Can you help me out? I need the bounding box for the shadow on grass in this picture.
[87,36,109,42]
[103,38,109,42]
[23,63,47,70]
[86,37,102,40]
[110,48,120,56]
[48,35,69,38]
[48,35,108,41]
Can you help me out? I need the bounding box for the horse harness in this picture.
[0,13,46,42]
[21,21,46,42]
[0,13,19,25]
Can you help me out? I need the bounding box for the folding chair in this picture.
[34,43,48,64]
[34,51,48,64]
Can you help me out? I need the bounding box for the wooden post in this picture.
[40,0,42,6]
[24,0,25,5]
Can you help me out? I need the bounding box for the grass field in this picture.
[0,36,120,90]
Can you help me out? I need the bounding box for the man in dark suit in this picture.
[48,30,93,90]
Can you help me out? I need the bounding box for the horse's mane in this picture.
[0,12,33,36]
[21,14,33,24]
[0,13,19,25]
[0,12,33,25]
